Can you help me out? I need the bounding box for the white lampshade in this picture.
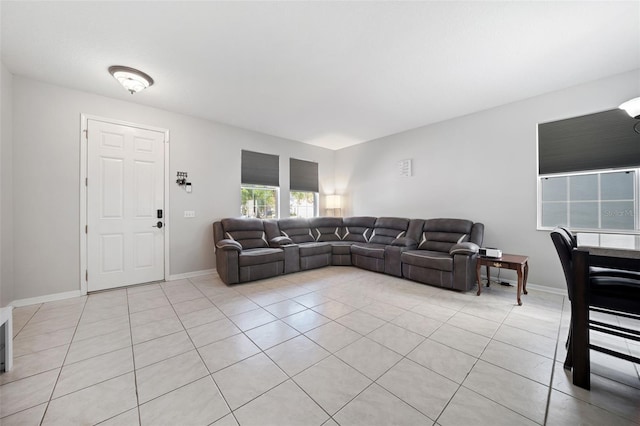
[109,66,154,94]
[326,194,342,209]
[619,97,640,119]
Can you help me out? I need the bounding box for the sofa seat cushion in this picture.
[401,250,453,272]
[351,243,387,259]
[239,248,285,267]
[329,241,354,255]
[298,242,332,257]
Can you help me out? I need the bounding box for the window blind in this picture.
[290,158,319,192]
[538,109,640,175]
[241,150,279,187]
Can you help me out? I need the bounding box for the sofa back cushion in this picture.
[342,216,377,242]
[419,218,473,253]
[277,218,315,243]
[369,217,410,245]
[309,217,343,242]
[221,218,268,249]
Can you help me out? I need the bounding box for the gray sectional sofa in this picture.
[213,216,484,292]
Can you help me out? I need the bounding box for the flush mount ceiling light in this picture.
[108,65,154,94]
[619,97,640,134]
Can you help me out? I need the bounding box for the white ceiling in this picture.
[1,1,639,150]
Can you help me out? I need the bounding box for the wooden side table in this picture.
[476,254,529,305]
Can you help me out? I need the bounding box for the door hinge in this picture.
[85,270,88,281]
[85,177,88,186]
[84,129,88,139]
[85,225,88,234]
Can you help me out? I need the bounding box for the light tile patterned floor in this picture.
[2,266,639,425]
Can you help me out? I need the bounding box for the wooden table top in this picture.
[479,254,528,264]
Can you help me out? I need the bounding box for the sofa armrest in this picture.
[390,237,418,249]
[216,239,242,252]
[215,247,239,284]
[449,242,479,256]
[270,236,294,247]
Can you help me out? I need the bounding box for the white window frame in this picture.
[537,167,640,234]
[240,185,280,219]
[289,191,319,218]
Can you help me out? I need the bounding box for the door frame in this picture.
[79,114,170,295]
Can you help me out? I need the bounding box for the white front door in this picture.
[87,119,165,292]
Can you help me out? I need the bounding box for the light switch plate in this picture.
[184,211,195,218]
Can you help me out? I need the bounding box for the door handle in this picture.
[152,221,163,229]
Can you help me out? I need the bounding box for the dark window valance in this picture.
[538,109,640,175]
[290,158,319,192]
[241,150,279,187]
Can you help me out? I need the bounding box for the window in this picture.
[537,109,640,233]
[539,169,638,232]
[290,191,317,218]
[290,158,318,218]
[241,186,279,219]
[241,150,279,218]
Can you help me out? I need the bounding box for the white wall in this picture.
[335,69,640,291]
[7,70,638,301]
[9,76,335,301]
[0,62,14,306]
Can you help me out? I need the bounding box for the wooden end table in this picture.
[476,254,529,305]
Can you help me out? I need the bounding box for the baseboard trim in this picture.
[525,282,567,297]
[168,268,217,281]
[7,269,218,308]
[481,275,567,297]
[11,290,83,308]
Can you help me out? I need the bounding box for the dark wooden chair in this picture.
[550,228,640,389]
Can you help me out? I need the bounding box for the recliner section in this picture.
[351,217,417,276]
[267,218,333,271]
[308,216,373,266]
[213,216,484,291]
[401,218,484,291]
[213,218,286,285]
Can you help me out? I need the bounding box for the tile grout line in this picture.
[4,270,592,425]
[432,290,521,425]
[173,277,241,426]
[11,302,46,339]
[254,274,378,424]
[48,291,136,425]
[123,287,144,426]
[430,321,490,423]
[123,281,234,415]
[543,295,567,426]
[204,274,363,421]
[38,296,89,426]
[223,273,554,424]
[274,276,434,423]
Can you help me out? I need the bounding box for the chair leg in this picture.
[562,312,573,369]
[564,330,573,370]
